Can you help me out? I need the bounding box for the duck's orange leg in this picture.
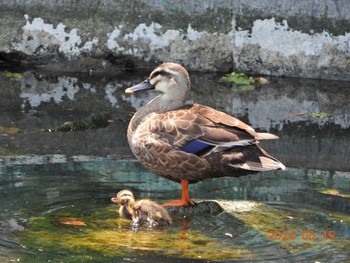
[162,179,196,207]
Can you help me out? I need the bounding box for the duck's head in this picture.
[111,189,135,207]
[125,62,190,101]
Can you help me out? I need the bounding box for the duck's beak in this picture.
[125,79,154,94]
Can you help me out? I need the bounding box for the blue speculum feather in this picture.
[181,140,213,155]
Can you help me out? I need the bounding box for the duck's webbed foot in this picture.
[162,179,196,207]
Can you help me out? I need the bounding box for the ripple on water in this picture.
[4,198,348,262]
[1,160,350,262]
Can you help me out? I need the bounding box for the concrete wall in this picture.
[0,0,350,80]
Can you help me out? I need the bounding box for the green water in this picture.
[0,159,349,262]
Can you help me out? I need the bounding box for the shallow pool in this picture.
[0,68,349,262]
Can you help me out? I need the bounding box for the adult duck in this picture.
[125,63,285,207]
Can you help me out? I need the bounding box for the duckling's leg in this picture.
[162,179,196,207]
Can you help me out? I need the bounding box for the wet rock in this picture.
[43,112,112,132]
[218,200,259,213]
[165,201,224,216]
[0,219,25,232]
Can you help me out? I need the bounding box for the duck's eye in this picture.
[150,71,161,79]
[150,70,171,79]
[159,70,168,75]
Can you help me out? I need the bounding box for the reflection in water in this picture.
[1,69,349,171]
[19,76,82,108]
[0,69,350,262]
[2,70,350,130]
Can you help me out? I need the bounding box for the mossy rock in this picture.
[165,201,224,215]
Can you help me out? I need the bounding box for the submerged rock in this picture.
[164,200,260,216]
[43,112,111,132]
[165,201,224,216]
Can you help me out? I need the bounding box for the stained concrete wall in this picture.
[0,0,350,80]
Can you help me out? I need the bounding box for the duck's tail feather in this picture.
[255,132,279,140]
[224,144,285,172]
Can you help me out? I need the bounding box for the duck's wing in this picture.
[146,103,284,175]
[149,104,275,151]
[187,104,285,171]
[189,104,278,142]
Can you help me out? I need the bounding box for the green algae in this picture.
[15,199,350,262]
[15,204,253,262]
[0,126,20,134]
[309,112,332,118]
[219,72,255,85]
[231,202,350,255]
[4,72,23,78]
[219,72,270,92]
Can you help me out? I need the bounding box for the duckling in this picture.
[111,189,172,227]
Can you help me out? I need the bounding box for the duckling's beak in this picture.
[111,197,122,204]
[125,79,154,94]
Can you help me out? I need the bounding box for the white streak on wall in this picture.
[107,26,123,51]
[106,23,210,53]
[81,37,99,53]
[14,15,99,58]
[186,24,205,41]
[235,18,350,57]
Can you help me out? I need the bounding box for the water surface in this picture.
[0,68,349,262]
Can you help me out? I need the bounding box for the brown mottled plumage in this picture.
[125,62,285,207]
[111,190,172,227]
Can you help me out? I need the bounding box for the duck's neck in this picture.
[128,93,186,133]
